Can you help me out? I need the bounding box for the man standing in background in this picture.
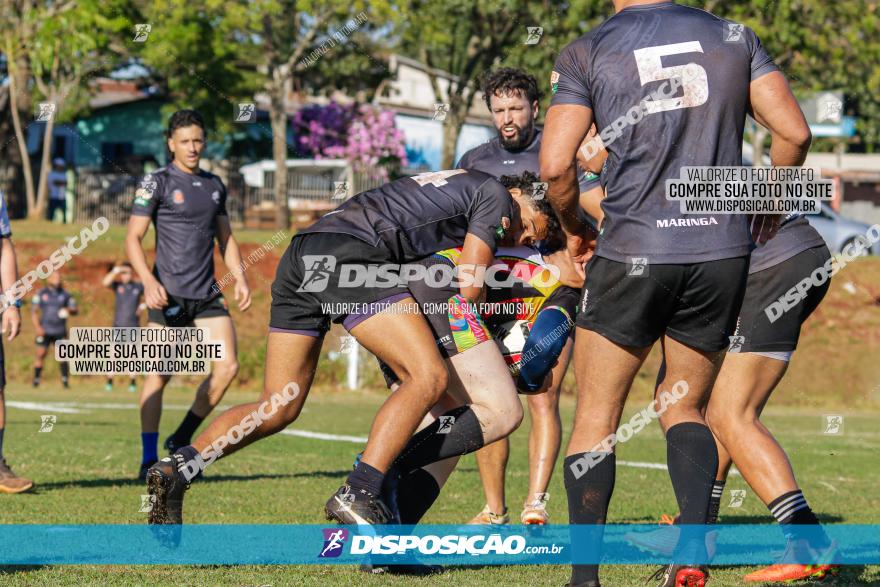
[32,272,77,389]
[47,158,69,223]
[102,262,144,392]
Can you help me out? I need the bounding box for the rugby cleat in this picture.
[146,454,190,524]
[467,504,510,525]
[647,564,709,587]
[626,515,716,560]
[104,382,113,392]
[521,493,550,525]
[0,459,34,494]
[743,539,839,583]
[360,562,444,575]
[325,484,393,526]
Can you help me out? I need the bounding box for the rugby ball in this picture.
[58,308,70,319]
[494,319,531,375]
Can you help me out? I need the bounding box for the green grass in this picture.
[1,381,877,586]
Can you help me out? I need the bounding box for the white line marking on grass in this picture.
[7,401,84,414]
[280,429,368,443]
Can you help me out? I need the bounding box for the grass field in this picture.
[0,381,878,586]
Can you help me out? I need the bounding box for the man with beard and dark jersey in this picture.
[457,68,570,526]
[126,109,252,481]
[541,1,813,585]
[31,271,77,389]
[145,169,549,529]
[457,68,542,177]
[102,262,144,392]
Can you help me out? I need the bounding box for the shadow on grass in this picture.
[30,470,351,491]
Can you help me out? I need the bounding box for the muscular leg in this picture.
[566,329,650,586]
[191,331,321,456]
[705,353,796,504]
[140,323,172,435]
[166,316,240,447]
[474,439,508,516]
[526,337,570,501]
[189,315,239,418]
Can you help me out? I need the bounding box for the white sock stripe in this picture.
[770,492,805,514]
[771,495,807,518]
[711,487,725,497]
[774,498,809,521]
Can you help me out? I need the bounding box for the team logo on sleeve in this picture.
[211,190,221,204]
[550,71,560,94]
[495,216,511,240]
[134,178,157,206]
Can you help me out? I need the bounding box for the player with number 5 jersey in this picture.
[541,2,815,586]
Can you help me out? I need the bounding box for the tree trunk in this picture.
[7,60,36,218]
[35,93,57,219]
[441,101,469,169]
[269,85,290,231]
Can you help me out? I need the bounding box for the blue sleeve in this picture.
[0,191,11,238]
[516,305,574,393]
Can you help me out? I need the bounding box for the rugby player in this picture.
[457,68,567,525]
[101,262,144,392]
[372,175,583,536]
[541,2,811,585]
[31,271,77,389]
[581,140,838,582]
[144,169,549,527]
[126,109,251,480]
[0,191,31,494]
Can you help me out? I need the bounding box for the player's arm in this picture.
[457,233,493,304]
[749,72,811,166]
[125,215,168,310]
[66,295,78,316]
[102,266,121,288]
[30,296,44,336]
[541,104,593,237]
[0,237,21,341]
[215,216,251,312]
[542,248,585,289]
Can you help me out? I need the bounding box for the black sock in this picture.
[347,460,384,496]
[107,378,113,386]
[393,406,484,472]
[707,480,725,524]
[0,427,5,460]
[564,452,616,586]
[171,410,205,445]
[768,489,830,548]
[60,362,69,380]
[396,468,442,524]
[666,422,718,561]
[34,366,43,381]
[173,445,202,482]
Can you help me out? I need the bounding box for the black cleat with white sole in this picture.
[325,484,392,526]
[146,453,190,525]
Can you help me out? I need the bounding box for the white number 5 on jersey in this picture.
[633,42,708,113]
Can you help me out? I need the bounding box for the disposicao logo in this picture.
[318,528,349,558]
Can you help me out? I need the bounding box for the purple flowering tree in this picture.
[293,102,408,181]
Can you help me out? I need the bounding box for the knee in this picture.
[214,360,240,385]
[399,362,449,404]
[492,394,523,438]
[528,393,559,420]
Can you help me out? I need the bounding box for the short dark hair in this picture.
[481,68,541,110]
[498,171,561,245]
[167,109,205,139]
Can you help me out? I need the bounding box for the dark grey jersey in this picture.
[457,130,542,178]
[132,164,228,300]
[32,287,75,337]
[298,170,515,262]
[113,282,144,327]
[551,2,779,263]
[749,215,826,274]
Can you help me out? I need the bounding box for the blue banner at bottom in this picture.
[0,525,876,565]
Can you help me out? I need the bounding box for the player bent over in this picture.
[145,169,549,526]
